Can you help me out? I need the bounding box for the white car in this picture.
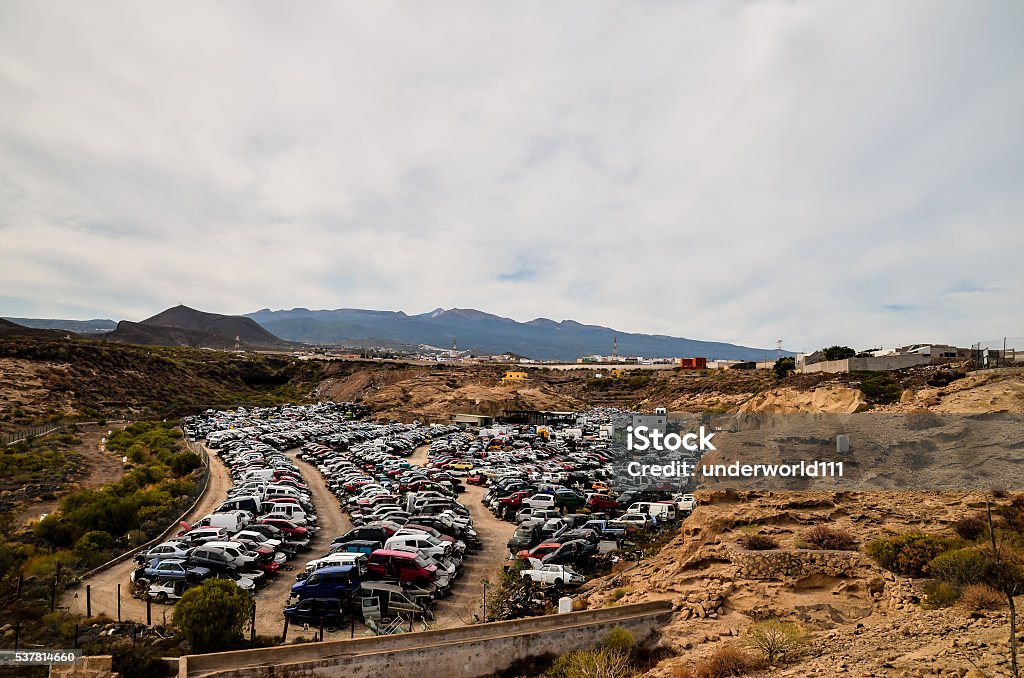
[522,493,556,510]
[675,494,698,513]
[520,561,585,587]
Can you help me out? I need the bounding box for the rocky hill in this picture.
[104,305,291,350]
[0,336,323,432]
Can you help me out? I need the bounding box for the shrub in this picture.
[546,648,636,678]
[603,627,635,655]
[959,584,1005,611]
[72,530,115,568]
[922,580,959,609]
[927,548,990,586]
[805,526,856,551]
[865,534,961,577]
[612,588,627,600]
[173,579,254,652]
[742,534,779,551]
[744,620,808,664]
[108,639,173,678]
[952,515,989,542]
[692,645,761,678]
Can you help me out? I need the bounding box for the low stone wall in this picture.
[181,601,673,678]
[732,548,863,580]
[50,655,117,678]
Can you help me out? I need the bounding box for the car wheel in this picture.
[553,578,563,587]
[156,592,168,603]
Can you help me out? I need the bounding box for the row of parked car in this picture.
[422,412,700,593]
[130,438,320,603]
[285,426,484,627]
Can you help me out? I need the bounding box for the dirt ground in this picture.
[14,423,128,527]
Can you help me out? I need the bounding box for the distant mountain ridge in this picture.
[245,307,787,361]
[3,318,116,334]
[104,305,291,350]
[0,317,76,339]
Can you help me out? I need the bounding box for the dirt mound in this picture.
[738,386,865,413]
[584,490,1016,675]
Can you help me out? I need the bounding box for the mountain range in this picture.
[5,306,788,360]
[244,307,785,361]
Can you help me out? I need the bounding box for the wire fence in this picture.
[0,418,83,446]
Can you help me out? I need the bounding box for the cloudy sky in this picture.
[1,1,1021,352]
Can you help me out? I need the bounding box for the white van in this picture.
[627,502,676,522]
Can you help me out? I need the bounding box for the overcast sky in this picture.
[1,1,1021,352]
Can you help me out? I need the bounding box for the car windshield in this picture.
[413,555,431,568]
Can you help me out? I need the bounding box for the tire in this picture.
[156,592,168,603]
[553,579,563,587]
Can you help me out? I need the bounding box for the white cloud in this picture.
[1,0,1022,349]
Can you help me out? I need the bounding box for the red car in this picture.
[586,494,622,511]
[259,518,310,539]
[366,549,441,588]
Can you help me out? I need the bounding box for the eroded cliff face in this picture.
[583,490,1020,676]
[737,386,866,414]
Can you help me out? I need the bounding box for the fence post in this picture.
[146,596,152,626]
[86,584,91,617]
[51,561,60,612]
[281,618,289,644]
[117,584,122,622]
[250,602,256,644]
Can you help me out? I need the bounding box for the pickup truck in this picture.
[520,561,586,587]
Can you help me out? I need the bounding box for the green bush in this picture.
[603,627,635,655]
[173,579,254,653]
[865,534,961,577]
[927,548,990,587]
[72,530,115,568]
[922,580,959,609]
[546,648,636,678]
[952,515,989,542]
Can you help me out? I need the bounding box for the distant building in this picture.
[631,407,668,434]
[610,368,626,379]
[679,357,707,370]
[450,413,494,428]
[502,370,528,382]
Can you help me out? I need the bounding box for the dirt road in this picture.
[405,444,515,629]
[250,449,352,638]
[63,442,232,622]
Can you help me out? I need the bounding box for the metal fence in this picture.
[0,418,82,446]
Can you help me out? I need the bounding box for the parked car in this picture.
[289,565,360,601]
[520,562,585,587]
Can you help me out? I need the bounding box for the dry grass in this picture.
[959,584,1005,611]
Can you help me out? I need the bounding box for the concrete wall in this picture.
[181,601,673,678]
[799,354,928,374]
